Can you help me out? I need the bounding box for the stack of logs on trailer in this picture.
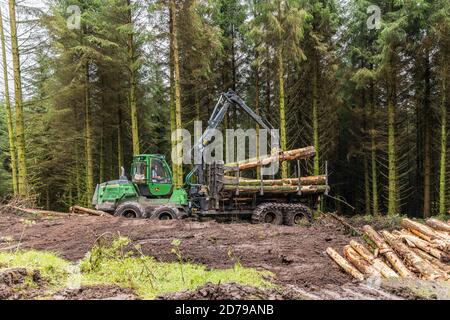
[327,218,450,281]
[200,146,328,215]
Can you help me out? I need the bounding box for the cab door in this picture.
[148,158,173,196]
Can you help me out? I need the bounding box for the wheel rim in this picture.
[264,212,277,224]
[159,212,173,220]
[294,213,307,225]
[123,210,138,218]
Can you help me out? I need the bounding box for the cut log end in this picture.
[326,247,365,281]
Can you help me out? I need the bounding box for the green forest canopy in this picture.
[0,0,449,218]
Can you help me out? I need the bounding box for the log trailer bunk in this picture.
[92,91,330,226]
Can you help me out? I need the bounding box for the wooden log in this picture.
[326,247,365,281]
[222,184,328,195]
[395,230,450,263]
[349,240,399,278]
[70,206,110,217]
[410,247,450,274]
[343,245,381,278]
[426,219,450,233]
[362,225,415,278]
[225,147,316,171]
[402,218,450,241]
[382,231,448,280]
[223,175,327,186]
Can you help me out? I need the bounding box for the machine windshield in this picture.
[133,162,147,183]
[150,159,171,184]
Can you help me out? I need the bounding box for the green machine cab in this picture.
[92,154,188,219]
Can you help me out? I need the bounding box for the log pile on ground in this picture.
[327,218,450,281]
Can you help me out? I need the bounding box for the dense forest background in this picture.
[0,0,449,218]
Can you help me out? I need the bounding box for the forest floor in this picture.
[0,210,447,300]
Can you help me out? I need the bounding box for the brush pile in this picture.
[327,218,450,281]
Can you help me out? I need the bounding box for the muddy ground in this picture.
[0,212,436,300]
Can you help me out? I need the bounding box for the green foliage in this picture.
[0,250,70,288]
[79,236,274,299]
[2,0,449,217]
[0,236,273,300]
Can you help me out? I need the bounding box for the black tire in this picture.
[151,206,179,220]
[252,204,284,225]
[114,202,144,219]
[284,205,312,226]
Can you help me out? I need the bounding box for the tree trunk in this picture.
[169,0,183,187]
[99,121,105,183]
[0,8,18,195]
[84,63,94,203]
[128,0,139,156]
[8,0,27,195]
[362,87,370,215]
[387,76,398,216]
[312,57,320,176]
[439,70,447,215]
[117,102,124,173]
[423,51,431,218]
[370,81,379,215]
[278,48,287,179]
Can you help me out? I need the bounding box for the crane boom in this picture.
[186,91,278,186]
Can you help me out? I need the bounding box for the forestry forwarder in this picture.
[92,91,329,226]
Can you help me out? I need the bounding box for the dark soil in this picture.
[0,268,44,300]
[0,211,412,299]
[157,282,304,300]
[52,285,139,300]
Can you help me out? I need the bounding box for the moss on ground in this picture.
[0,237,274,300]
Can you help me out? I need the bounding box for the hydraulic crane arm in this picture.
[185,90,277,186]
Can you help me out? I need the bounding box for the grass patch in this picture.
[80,236,274,299]
[0,237,274,299]
[0,250,70,288]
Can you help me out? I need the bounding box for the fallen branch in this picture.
[326,212,362,236]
